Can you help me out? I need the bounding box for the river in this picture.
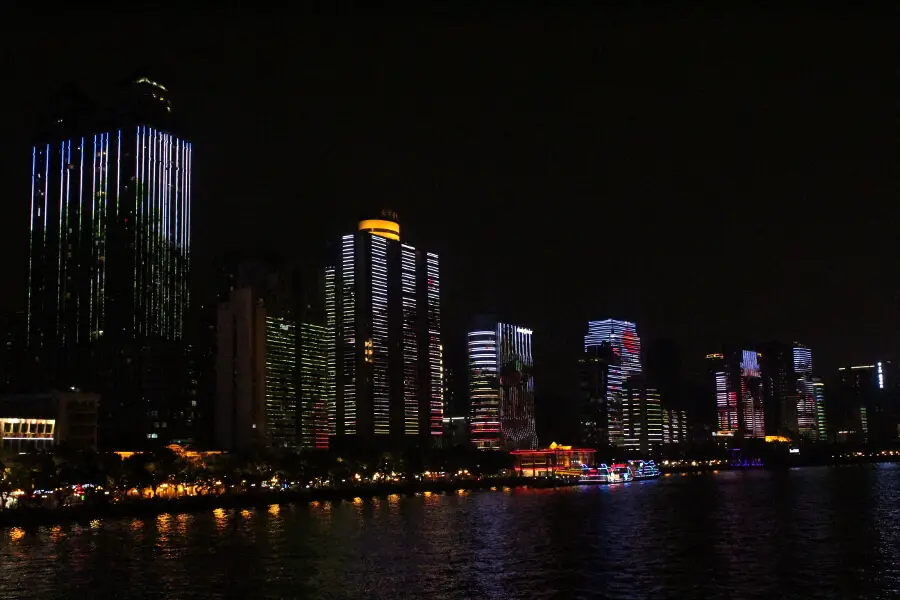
[1,465,899,599]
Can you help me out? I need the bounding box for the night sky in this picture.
[3,7,899,441]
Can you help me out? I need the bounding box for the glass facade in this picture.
[468,329,500,449]
[331,214,443,444]
[740,350,765,438]
[623,382,663,453]
[793,345,818,439]
[584,320,642,447]
[264,317,296,449]
[299,322,329,449]
[425,252,443,437]
[27,125,192,447]
[468,322,537,450]
[401,244,419,435]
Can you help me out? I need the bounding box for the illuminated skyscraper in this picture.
[26,78,191,448]
[793,344,818,440]
[739,350,765,438]
[468,328,500,449]
[330,211,443,447]
[812,378,827,441]
[584,320,642,447]
[623,376,663,454]
[299,323,329,449]
[707,348,765,439]
[468,319,537,450]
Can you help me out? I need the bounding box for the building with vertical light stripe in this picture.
[707,348,765,440]
[26,78,191,448]
[584,320,642,447]
[329,211,443,449]
[468,318,537,450]
[793,344,818,440]
[299,322,329,449]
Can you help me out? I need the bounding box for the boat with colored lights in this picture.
[607,463,634,483]
[628,460,661,479]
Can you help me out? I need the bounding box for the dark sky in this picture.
[3,7,900,441]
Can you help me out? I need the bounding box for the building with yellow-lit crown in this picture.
[326,210,443,449]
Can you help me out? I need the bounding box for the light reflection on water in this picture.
[0,467,898,599]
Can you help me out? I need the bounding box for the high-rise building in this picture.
[214,289,308,452]
[707,349,765,439]
[758,342,799,437]
[812,378,827,441]
[662,407,689,445]
[578,343,616,448]
[622,376,663,454]
[299,322,329,449]
[835,362,896,444]
[793,344,818,440]
[467,320,537,450]
[329,211,443,448]
[706,353,735,434]
[584,320,642,447]
[264,316,297,449]
[215,288,264,452]
[26,78,191,448]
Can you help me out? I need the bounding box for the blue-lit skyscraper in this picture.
[26,78,192,448]
[584,320,642,447]
[468,319,537,450]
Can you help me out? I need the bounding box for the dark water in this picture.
[2,465,899,599]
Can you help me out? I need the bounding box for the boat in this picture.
[628,460,661,479]
[576,464,610,484]
[607,463,634,483]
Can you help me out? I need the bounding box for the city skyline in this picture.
[4,9,900,447]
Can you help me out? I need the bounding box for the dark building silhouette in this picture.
[758,341,798,438]
[578,343,616,448]
[834,362,898,444]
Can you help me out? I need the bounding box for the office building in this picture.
[329,211,443,448]
[758,342,799,437]
[793,344,818,439]
[622,376,663,454]
[468,319,537,450]
[835,362,896,444]
[662,407,689,445]
[584,320,642,447]
[26,78,191,448]
[215,287,302,451]
[708,348,765,439]
[299,322,329,449]
[812,378,827,441]
[578,343,615,447]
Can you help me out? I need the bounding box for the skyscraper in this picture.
[835,362,896,444]
[584,320,642,447]
[26,78,191,448]
[708,348,765,439]
[793,344,818,440]
[812,378,827,441]
[758,342,799,437]
[467,319,537,450]
[330,211,443,448]
[578,343,615,448]
[299,322,329,449]
[623,376,663,454]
